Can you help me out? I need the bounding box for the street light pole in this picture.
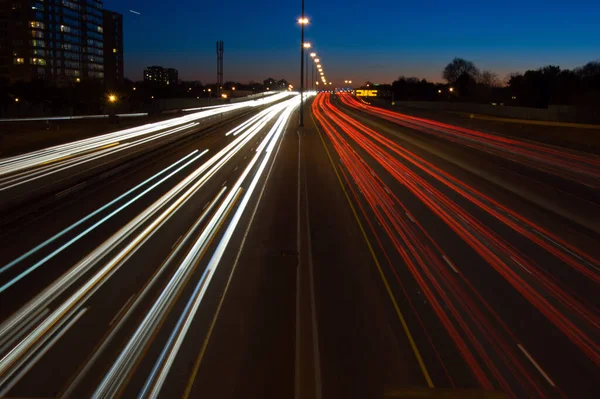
[299,0,305,127]
[305,51,309,93]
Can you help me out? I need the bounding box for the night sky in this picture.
[104,0,600,86]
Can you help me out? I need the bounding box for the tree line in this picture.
[389,58,600,108]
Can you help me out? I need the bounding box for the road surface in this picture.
[0,90,598,398]
[311,92,599,398]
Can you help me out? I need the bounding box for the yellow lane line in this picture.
[310,109,435,388]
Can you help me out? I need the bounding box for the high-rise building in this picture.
[102,9,122,90]
[143,66,178,86]
[0,0,105,84]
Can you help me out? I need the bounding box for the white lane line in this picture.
[55,181,88,198]
[510,256,533,275]
[442,255,459,273]
[234,166,238,172]
[170,235,183,250]
[221,181,227,187]
[109,295,135,326]
[203,202,209,210]
[517,344,556,387]
[384,186,392,195]
[405,212,415,223]
[507,213,520,222]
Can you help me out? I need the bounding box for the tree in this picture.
[443,58,479,84]
[478,70,500,87]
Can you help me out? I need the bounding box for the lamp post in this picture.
[303,42,311,103]
[298,4,308,127]
[310,53,316,91]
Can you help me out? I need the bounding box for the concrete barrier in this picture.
[396,101,600,124]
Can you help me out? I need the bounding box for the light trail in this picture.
[313,92,597,397]
[0,94,304,395]
[0,150,207,292]
[339,94,600,188]
[137,96,301,399]
[0,92,293,190]
[93,95,303,398]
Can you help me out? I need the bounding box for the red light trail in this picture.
[312,92,599,397]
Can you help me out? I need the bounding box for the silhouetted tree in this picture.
[478,70,500,87]
[443,58,479,84]
[455,72,478,100]
[391,76,438,101]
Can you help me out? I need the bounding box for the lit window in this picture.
[30,21,45,29]
[14,57,25,64]
[113,48,117,53]
[30,58,46,66]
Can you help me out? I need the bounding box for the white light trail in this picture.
[138,95,303,398]
[0,95,303,390]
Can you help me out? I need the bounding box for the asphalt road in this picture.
[311,93,599,398]
[0,93,317,397]
[1,90,598,399]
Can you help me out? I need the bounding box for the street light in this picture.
[232,87,236,90]
[303,42,311,48]
[314,58,320,63]
[108,94,117,103]
[298,2,307,127]
[438,89,442,93]
[449,87,454,92]
[133,87,136,91]
[310,52,316,57]
[15,98,19,102]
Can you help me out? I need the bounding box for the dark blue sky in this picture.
[104,0,600,86]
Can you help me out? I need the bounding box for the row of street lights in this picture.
[298,12,335,127]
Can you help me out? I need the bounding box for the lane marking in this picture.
[109,295,135,326]
[234,166,238,171]
[310,111,434,388]
[510,256,533,275]
[405,212,415,223]
[170,235,183,250]
[517,344,556,387]
[442,255,459,273]
[55,181,88,198]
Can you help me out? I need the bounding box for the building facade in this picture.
[0,0,105,84]
[102,9,122,90]
[143,66,178,86]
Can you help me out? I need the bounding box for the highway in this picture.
[0,92,308,398]
[0,89,598,398]
[311,92,599,398]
